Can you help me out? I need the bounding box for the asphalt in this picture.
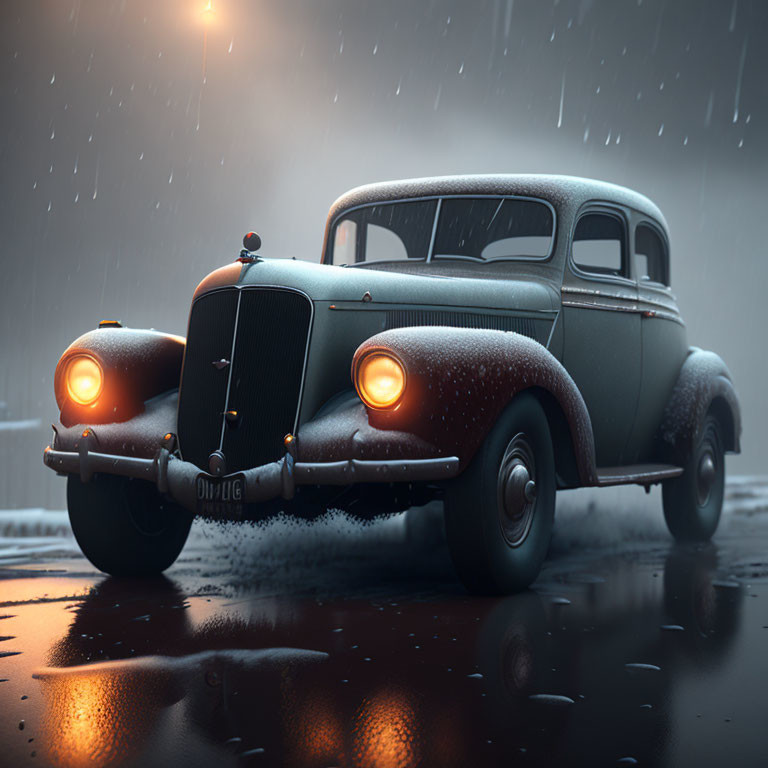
[1,480,767,768]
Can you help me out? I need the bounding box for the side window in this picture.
[635,224,668,285]
[572,212,626,277]
[332,219,357,265]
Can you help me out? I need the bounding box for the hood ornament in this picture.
[238,231,262,264]
[212,358,230,370]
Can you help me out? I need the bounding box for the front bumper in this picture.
[43,435,460,514]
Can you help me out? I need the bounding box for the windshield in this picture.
[329,196,554,265]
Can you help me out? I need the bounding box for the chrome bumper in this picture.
[43,437,460,513]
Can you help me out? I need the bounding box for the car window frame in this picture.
[567,203,633,288]
[632,218,670,288]
[325,193,558,267]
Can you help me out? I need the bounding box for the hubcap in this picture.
[697,452,716,506]
[497,433,537,547]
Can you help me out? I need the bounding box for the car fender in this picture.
[656,347,741,465]
[54,327,185,427]
[345,326,598,486]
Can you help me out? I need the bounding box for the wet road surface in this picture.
[1,480,768,767]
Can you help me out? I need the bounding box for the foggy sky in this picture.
[1,0,766,507]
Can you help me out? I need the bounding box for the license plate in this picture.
[195,473,245,519]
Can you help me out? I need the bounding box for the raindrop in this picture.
[660,624,684,631]
[733,39,747,122]
[228,39,233,54]
[74,193,79,203]
[139,152,144,160]
[373,44,378,55]
[551,596,571,605]
[50,128,55,140]
[50,73,55,84]
[658,123,664,136]
[395,80,401,96]
[88,133,93,142]
[583,126,590,143]
[168,171,173,184]
[550,29,555,42]
[47,201,51,212]
[529,694,574,706]
[433,84,442,111]
[557,73,565,128]
[683,135,688,145]
[729,0,738,32]
[738,138,743,148]
[467,672,483,679]
[459,62,464,74]
[625,663,661,672]
[705,91,714,126]
[659,81,664,90]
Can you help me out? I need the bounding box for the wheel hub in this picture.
[697,452,716,506]
[497,433,537,547]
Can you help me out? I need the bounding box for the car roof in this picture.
[327,174,668,234]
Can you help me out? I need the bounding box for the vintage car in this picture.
[43,175,741,593]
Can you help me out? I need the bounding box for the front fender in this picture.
[343,326,598,485]
[54,327,185,427]
[656,347,741,465]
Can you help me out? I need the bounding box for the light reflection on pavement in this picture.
[1,481,767,767]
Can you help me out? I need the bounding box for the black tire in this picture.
[662,413,725,542]
[67,474,193,576]
[444,392,555,595]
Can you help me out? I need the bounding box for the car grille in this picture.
[177,287,312,473]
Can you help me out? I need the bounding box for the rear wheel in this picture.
[67,474,193,576]
[444,392,555,595]
[662,413,725,542]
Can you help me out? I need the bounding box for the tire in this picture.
[67,474,193,576]
[444,392,555,595]
[662,413,725,542]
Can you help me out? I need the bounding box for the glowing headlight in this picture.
[355,352,406,410]
[65,355,103,406]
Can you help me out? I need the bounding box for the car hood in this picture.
[225,258,557,314]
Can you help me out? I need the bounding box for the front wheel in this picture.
[662,414,725,542]
[444,392,555,595]
[67,474,193,576]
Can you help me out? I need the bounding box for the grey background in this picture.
[1,0,766,508]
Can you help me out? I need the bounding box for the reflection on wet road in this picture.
[1,481,768,767]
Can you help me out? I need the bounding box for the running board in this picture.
[595,464,684,487]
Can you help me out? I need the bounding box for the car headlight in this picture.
[355,352,406,410]
[65,355,104,406]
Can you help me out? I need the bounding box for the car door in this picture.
[624,219,688,463]
[561,207,642,467]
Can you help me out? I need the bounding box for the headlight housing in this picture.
[355,352,407,410]
[64,355,104,406]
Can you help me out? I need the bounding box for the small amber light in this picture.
[65,355,103,406]
[356,353,406,410]
[284,433,295,447]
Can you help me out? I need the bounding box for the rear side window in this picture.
[635,224,668,285]
[572,212,626,277]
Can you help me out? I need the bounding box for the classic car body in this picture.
[44,175,741,592]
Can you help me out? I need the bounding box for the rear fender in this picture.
[656,347,741,465]
[54,327,185,427]
[350,327,598,486]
